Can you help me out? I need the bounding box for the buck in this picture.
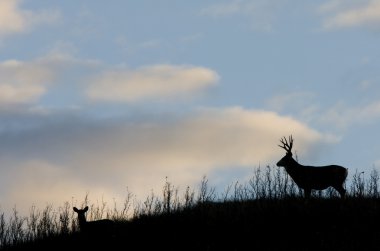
[73,206,115,234]
[276,135,348,198]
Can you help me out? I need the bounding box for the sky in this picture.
[1,0,380,215]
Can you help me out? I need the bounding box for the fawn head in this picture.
[73,206,89,226]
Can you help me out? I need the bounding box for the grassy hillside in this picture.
[1,166,380,250]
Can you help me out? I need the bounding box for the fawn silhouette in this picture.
[73,206,115,235]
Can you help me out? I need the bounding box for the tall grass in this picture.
[0,165,379,249]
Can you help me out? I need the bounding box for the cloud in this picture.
[319,0,380,29]
[0,0,60,37]
[86,65,219,103]
[0,60,53,106]
[0,0,25,35]
[0,51,104,110]
[200,0,285,32]
[266,92,316,112]
[318,101,380,129]
[375,159,380,168]
[0,107,333,214]
[200,0,243,17]
[267,92,380,132]
[3,160,91,211]
[0,53,218,109]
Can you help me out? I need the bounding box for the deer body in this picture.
[73,206,114,234]
[277,136,348,198]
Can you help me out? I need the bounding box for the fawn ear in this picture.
[73,207,79,212]
[84,206,89,212]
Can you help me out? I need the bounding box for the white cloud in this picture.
[0,60,53,105]
[318,101,380,129]
[0,0,24,35]
[0,0,59,37]
[266,92,324,126]
[86,65,219,103]
[200,0,243,17]
[320,0,380,29]
[0,107,333,214]
[266,92,316,112]
[200,0,285,32]
[0,51,103,109]
[0,55,215,109]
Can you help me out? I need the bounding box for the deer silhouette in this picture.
[73,206,115,234]
[276,135,348,198]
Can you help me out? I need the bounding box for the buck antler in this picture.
[278,135,293,154]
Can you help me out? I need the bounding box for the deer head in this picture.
[73,206,89,228]
[276,135,295,167]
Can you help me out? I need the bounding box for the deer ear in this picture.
[84,206,89,212]
[73,207,78,212]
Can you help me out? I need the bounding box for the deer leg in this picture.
[334,185,346,198]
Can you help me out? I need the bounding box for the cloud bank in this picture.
[0,107,333,214]
[86,65,219,103]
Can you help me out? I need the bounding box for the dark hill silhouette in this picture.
[3,198,380,251]
[2,169,380,251]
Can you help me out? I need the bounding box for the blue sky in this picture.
[1,0,380,214]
